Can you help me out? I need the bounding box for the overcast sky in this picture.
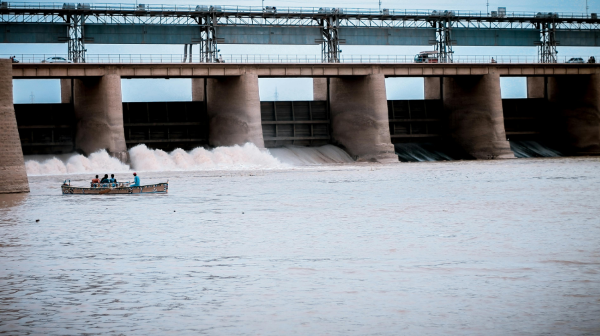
[4,0,599,103]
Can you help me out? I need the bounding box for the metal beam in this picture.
[67,14,86,63]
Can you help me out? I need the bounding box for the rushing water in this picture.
[2,146,600,335]
[23,144,353,176]
[509,140,564,158]
[394,140,565,162]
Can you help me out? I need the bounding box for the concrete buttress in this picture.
[443,72,515,159]
[548,74,600,155]
[206,74,264,147]
[527,77,545,99]
[60,78,72,103]
[73,69,129,162]
[424,77,441,99]
[0,59,29,193]
[313,78,327,101]
[329,74,397,162]
[191,78,205,101]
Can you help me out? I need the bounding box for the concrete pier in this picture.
[0,59,29,193]
[60,78,72,103]
[329,74,397,162]
[73,69,129,162]
[443,72,515,159]
[424,77,441,99]
[206,74,264,147]
[313,78,327,101]
[548,75,600,155]
[191,78,205,101]
[527,77,545,99]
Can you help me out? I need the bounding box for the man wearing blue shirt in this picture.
[130,172,140,186]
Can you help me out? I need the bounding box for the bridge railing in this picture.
[0,2,594,19]
[3,54,598,64]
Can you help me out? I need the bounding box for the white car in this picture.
[566,57,584,64]
[42,57,72,63]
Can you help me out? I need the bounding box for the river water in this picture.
[1,146,600,335]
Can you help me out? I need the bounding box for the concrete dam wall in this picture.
[14,97,570,157]
[4,60,600,193]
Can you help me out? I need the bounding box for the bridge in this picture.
[2,2,600,63]
[11,62,599,78]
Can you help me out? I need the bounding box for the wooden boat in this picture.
[61,180,168,195]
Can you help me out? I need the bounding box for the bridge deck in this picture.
[11,63,600,78]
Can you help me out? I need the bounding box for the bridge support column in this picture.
[73,70,129,162]
[424,77,441,99]
[206,74,264,148]
[329,74,397,162]
[313,78,327,101]
[548,75,600,155]
[527,77,545,99]
[60,78,72,103]
[443,73,515,159]
[191,78,205,101]
[0,59,29,194]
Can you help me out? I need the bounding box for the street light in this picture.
[586,0,589,16]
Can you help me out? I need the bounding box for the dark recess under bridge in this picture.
[14,98,554,155]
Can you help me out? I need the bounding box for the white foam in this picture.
[128,143,285,171]
[24,143,355,176]
[25,150,130,176]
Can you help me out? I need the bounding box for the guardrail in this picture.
[3,54,598,64]
[0,2,595,19]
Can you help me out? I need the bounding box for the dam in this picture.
[2,61,600,193]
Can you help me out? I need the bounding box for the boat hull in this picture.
[61,183,168,195]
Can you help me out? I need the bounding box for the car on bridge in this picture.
[566,57,585,64]
[41,57,72,63]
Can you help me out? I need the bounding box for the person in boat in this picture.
[91,175,100,183]
[100,174,109,183]
[108,174,118,187]
[130,172,140,187]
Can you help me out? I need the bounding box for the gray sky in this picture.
[4,0,599,102]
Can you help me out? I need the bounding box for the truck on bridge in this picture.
[414,51,440,64]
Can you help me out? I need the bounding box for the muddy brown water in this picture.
[1,157,600,335]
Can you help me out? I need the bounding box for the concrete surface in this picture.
[191,78,205,101]
[313,78,327,101]
[527,77,545,99]
[73,68,129,162]
[329,74,398,163]
[206,74,265,148]
[0,59,29,193]
[548,74,600,155]
[443,72,515,159]
[424,77,441,99]
[60,78,72,103]
[12,63,600,79]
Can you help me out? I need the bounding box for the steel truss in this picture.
[2,3,600,63]
[321,13,341,63]
[433,19,453,63]
[66,14,86,63]
[200,14,219,63]
[538,22,558,63]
